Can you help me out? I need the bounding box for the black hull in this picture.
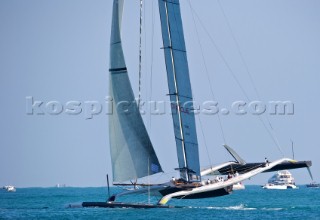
[81,202,176,209]
[306,185,320,188]
[159,186,232,199]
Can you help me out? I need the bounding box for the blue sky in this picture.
[1,0,319,187]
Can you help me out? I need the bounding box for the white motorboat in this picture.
[262,183,288,190]
[3,185,16,192]
[262,170,297,189]
[233,182,245,190]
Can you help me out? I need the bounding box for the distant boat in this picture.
[262,170,297,189]
[233,182,245,190]
[55,183,66,188]
[306,182,320,188]
[3,185,16,192]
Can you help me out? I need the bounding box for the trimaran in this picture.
[81,0,311,208]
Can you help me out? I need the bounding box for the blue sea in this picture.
[0,186,319,219]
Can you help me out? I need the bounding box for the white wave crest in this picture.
[204,204,256,210]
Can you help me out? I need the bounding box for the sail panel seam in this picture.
[161,46,186,52]
[167,93,192,99]
[111,41,121,45]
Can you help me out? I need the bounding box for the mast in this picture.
[163,0,188,177]
[158,0,200,181]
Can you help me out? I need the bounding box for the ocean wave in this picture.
[199,204,257,210]
[261,207,284,211]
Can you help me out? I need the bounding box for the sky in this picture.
[1,0,320,187]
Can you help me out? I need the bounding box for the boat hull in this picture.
[262,184,297,189]
[233,183,245,190]
[3,186,16,192]
[306,183,320,188]
[159,186,232,199]
[81,202,177,209]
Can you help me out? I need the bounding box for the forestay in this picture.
[109,0,163,183]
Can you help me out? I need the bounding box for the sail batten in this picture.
[109,0,163,183]
[158,0,201,181]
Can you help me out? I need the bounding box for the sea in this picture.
[0,185,319,219]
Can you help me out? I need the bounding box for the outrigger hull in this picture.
[159,186,231,199]
[81,202,177,209]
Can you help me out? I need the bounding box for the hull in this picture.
[3,186,16,192]
[307,185,319,188]
[306,183,320,188]
[262,184,297,189]
[81,202,177,209]
[287,184,297,189]
[159,186,231,199]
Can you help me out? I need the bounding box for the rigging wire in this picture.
[188,4,251,100]
[186,0,228,166]
[148,0,155,132]
[187,0,227,148]
[143,0,148,102]
[138,0,143,108]
[217,0,262,100]
[216,0,284,156]
[197,115,213,167]
[188,1,284,157]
